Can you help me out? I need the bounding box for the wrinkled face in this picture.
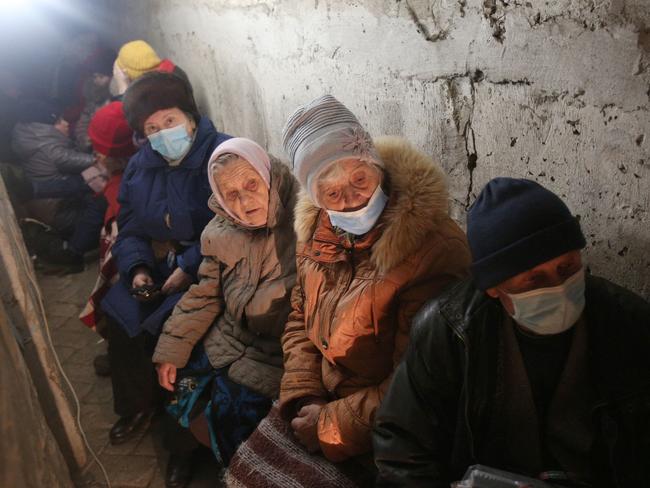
[54,118,70,137]
[316,159,381,211]
[215,158,269,227]
[143,108,195,137]
[486,250,583,314]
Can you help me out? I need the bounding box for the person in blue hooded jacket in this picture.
[100,71,230,486]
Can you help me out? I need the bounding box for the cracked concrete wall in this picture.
[104,0,650,298]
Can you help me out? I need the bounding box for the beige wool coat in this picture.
[279,136,472,462]
[153,159,299,398]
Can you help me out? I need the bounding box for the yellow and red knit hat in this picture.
[116,40,162,81]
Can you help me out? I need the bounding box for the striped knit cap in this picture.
[282,94,381,205]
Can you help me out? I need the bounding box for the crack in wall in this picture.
[500,2,647,33]
[463,77,478,209]
[490,78,532,86]
[406,68,533,208]
[458,0,467,18]
[404,0,448,42]
[402,69,531,87]
[464,120,478,208]
[483,0,507,43]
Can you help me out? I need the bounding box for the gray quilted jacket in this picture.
[11,122,94,182]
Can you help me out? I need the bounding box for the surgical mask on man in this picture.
[148,123,193,162]
[326,185,388,236]
[505,268,586,335]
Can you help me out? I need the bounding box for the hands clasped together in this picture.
[132,266,193,295]
[290,399,326,453]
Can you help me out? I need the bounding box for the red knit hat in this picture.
[88,101,136,158]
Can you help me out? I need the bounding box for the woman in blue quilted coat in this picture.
[100,71,230,485]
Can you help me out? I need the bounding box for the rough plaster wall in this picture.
[108,0,650,298]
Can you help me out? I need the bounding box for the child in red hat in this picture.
[80,101,136,340]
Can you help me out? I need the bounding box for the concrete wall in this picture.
[106,0,650,298]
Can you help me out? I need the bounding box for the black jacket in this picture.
[373,276,650,487]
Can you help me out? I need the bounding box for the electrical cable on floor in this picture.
[20,250,112,488]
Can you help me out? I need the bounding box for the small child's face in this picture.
[54,118,70,138]
[214,158,269,227]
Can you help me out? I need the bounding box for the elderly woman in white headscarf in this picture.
[152,137,299,476]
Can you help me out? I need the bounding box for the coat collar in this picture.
[294,136,450,274]
[207,157,295,231]
[438,275,650,402]
[133,117,219,170]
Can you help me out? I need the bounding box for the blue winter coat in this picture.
[101,117,231,337]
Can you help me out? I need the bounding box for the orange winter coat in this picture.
[278,136,471,462]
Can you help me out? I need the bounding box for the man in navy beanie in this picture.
[374,177,650,487]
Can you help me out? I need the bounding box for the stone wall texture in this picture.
[104,0,650,298]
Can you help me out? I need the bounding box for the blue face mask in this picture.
[506,268,586,335]
[326,186,388,236]
[148,123,193,162]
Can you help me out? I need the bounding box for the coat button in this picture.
[321,339,328,350]
[314,250,321,256]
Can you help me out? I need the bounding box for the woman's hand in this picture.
[291,402,325,453]
[132,266,153,288]
[161,267,193,295]
[156,362,177,392]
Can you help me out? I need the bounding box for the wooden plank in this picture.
[0,171,89,474]
[0,285,74,487]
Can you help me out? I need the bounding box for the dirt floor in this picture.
[39,262,223,488]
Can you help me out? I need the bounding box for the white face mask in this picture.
[326,185,388,236]
[505,268,586,335]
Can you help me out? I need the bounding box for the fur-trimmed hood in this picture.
[294,136,450,273]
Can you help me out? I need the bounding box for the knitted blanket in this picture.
[78,220,118,336]
[224,404,374,487]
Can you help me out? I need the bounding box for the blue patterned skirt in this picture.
[166,345,272,465]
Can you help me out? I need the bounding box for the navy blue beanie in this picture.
[468,177,586,290]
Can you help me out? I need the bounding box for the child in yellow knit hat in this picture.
[116,40,162,81]
[110,40,189,100]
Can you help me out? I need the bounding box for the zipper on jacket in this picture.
[371,284,379,343]
[317,242,356,349]
[326,248,355,340]
[453,328,476,461]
